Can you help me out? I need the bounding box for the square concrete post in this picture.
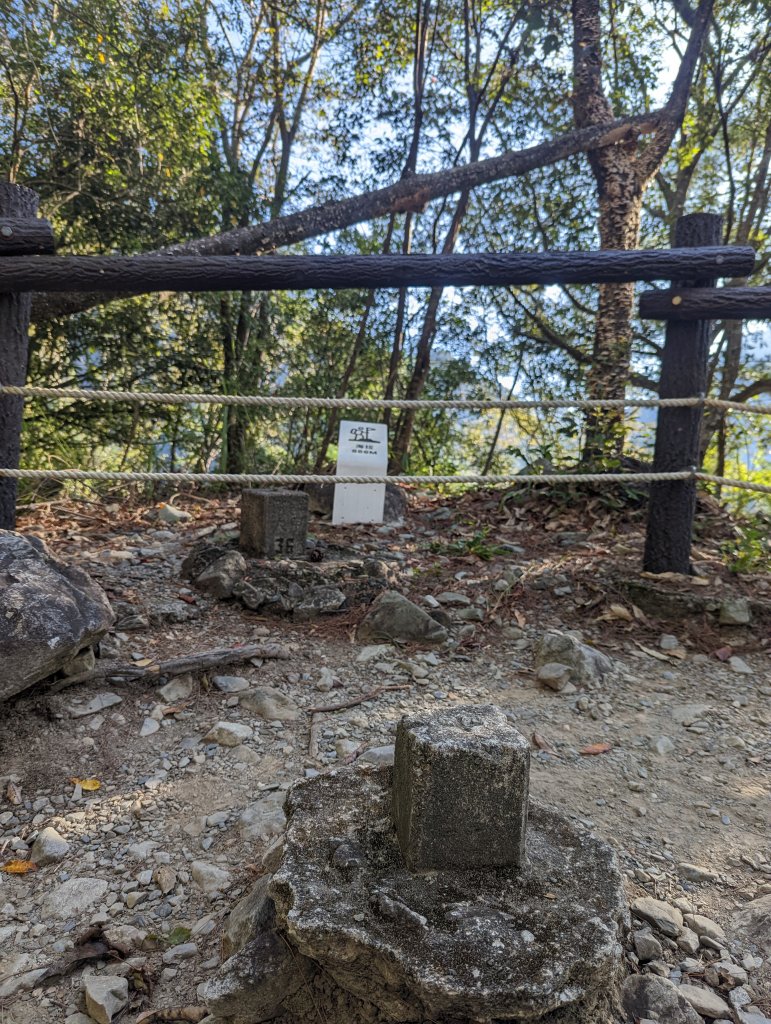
[240,489,309,558]
[392,704,529,871]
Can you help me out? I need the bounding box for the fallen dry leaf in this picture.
[608,603,633,621]
[513,609,527,627]
[1,859,36,874]
[5,781,21,805]
[631,604,648,623]
[531,732,559,756]
[160,703,189,716]
[636,643,671,662]
[667,647,688,661]
[70,777,101,791]
[580,742,613,756]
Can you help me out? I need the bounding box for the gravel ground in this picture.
[1,490,769,1023]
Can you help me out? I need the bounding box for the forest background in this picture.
[1,0,770,520]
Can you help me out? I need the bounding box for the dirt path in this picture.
[0,490,769,1023]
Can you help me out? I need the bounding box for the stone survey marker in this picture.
[332,419,387,525]
[204,704,630,1024]
[393,705,529,870]
[240,488,309,558]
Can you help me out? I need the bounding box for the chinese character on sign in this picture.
[349,426,380,443]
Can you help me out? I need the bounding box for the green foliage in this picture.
[722,514,771,573]
[430,525,509,561]
[1,0,770,523]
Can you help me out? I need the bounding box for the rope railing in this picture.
[2,383,771,415]
[1,466,770,495]
[2,383,770,494]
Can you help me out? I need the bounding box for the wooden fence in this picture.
[0,182,767,575]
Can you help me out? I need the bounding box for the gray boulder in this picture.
[621,975,702,1024]
[222,876,275,959]
[534,630,612,685]
[732,895,771,954]
[203,928,315,1024]
[358,591,448,645]
[0,531,114,701]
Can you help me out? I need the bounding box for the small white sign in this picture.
[332,420,388,525]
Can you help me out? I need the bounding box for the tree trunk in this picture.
[572,0,714,465]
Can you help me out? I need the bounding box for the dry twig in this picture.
[307,684,411,714]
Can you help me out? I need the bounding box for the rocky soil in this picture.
[0,487,769,1024]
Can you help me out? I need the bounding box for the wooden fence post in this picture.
[643,213,723,574]
[0,183,51,530]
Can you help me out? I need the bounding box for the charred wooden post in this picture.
[640,285,769,321]
[0,246,756,295]
[643,213,723,575]
[0,185,52,530]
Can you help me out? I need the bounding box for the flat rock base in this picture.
[268,764,629,1024]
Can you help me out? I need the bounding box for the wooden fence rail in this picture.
[0,183,767,578]
[0,247,755,294]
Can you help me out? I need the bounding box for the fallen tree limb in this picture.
[307,683,412,714]
[31,110,664,324]
[49,643,289,693]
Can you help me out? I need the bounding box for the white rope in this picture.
[0,468,695,485]
[1,383,769,415]
[4,466,770,493]
[697,473,771,495]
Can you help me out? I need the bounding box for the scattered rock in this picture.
[731,895,771,954]
[67,692,122,718]
[683,912,726,945]
[621,975,702,1024]
[0,531,114,701]
[239,792,286,843]
[357,591,448,645]
[719,597,752,626]
[239,688,300,722]
[534,630,612,684]
[83,974,129,1024]
[633,929,663,962]
[678,862,719,883]
[42,876,109,920]
[631,896,683,938]
[222,875,274,959]
[191,861,232,893]
[139,717,160,737]
[158,675,194,701]
[204,721,254,746]
[536,662,573,691]
[195,551,247,599]
[678,983,732,1020]
[30,826,69,866]
[212,674,250,694]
